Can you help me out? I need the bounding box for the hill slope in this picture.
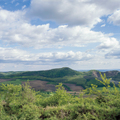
[0,67,120,92]
[18,67,80,78]
[5,67,79,78]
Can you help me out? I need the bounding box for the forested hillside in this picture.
[0,67,120,92]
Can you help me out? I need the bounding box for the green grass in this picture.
[96,87,120,91]
[96,87,110,90]
[0,80,22,86]
[0,79,33,86]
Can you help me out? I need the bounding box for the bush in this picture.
[37,83,73,107]
[0,80,41,119]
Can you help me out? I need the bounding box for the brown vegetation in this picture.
[0,79,85,92]
[64,83,84,91]
[21,80,56,92]
[0,79,12,82]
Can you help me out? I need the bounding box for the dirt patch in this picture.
[21,80,56,92]
[64,83,84,91]
[0,79,12,83]
[92,71,120,78]
[21,81,84,92]
[0,79,85,93]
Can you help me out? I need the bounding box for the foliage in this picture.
[86,79,104,87]
[6,67,80,78]
[0,72,120,119]
[0,80,41,119]
[1,68,120,90]
[36,83,73,107]
[95,72,112,89]
[62,84,72,91]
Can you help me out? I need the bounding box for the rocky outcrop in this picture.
[92,70,119,78]
[105,71,119,77]
[92,71,99,78]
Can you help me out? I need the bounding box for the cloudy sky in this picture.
[0,0,120,71]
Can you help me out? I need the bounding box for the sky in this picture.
[0,0,120,71]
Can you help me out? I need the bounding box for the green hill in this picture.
[0,73,4,78]
[15,67,80,78]
[0,67,120,92]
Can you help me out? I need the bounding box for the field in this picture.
[96,87,120,91]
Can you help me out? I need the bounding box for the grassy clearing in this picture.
[96,87,120,91]
[0,79,34,86]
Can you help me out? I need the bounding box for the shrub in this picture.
[38,83,73,107]
[0,80,41,119]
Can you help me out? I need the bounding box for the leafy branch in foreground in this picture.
[95,72,112,89]
[83,72,112,96]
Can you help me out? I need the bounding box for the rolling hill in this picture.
[0,67,120,92]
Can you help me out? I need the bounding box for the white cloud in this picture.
[15,3,19,6]
[0,9,26,25]
[0,8,119,52]
[97,38,120,49]
[23,0,27,2]
[28,0,120,28]
[28,0,102,28]
[0,9,118,50]
[11,0,15,4]
[101,24,106,27]
[0,50,119,71]
[92,0,120,11]
[105,48,120,59]
[1,23,117,49]
[108,9,120,26]
[22,5,26,9]
[0,46,119,71]
[0,47,93,64]
[0,47,29,61]
[0,3,120,71]
[1,46,120,71]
